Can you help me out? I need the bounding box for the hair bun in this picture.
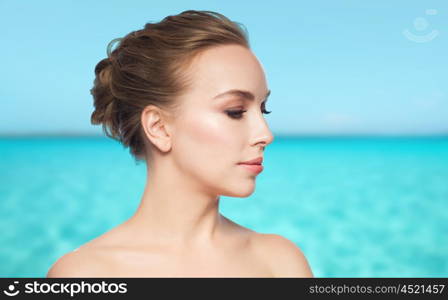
[90,57,116,129]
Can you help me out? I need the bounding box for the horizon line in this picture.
[1,132,447,138]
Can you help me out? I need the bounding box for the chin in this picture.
[222,183,256,198]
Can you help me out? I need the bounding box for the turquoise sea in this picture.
[0,136,447,277]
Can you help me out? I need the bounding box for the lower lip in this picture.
[238,164,263,174]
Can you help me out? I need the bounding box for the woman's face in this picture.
[171,44,274,197]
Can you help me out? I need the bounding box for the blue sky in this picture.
[1,0,447,136]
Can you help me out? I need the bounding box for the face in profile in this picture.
[169,44,274,198]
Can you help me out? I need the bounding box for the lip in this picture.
[238,157,263,165]
[238,157,264,174]
[239,164,263,174]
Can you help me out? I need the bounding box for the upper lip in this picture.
[238,157,263,165]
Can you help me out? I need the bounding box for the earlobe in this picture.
[141,106,172,153]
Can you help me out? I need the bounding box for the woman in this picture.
[47,10,313,278]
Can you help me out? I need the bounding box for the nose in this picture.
[252,114,274,149]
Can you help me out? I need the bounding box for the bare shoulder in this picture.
[46,246,111,278]
[250,233,314,278]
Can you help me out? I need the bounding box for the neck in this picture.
[126,157,223,249]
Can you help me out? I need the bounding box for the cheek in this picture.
[186,113,233,150]
[173,112,240,168]
[173,111,255,196]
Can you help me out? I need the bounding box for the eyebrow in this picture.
[213,89,271,102]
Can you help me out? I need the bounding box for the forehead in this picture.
[185,44,269,101]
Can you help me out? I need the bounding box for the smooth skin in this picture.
[47,44,314,278]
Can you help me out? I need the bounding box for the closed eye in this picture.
[225,102,272,120]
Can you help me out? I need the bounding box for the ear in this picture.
[140,105,173,153]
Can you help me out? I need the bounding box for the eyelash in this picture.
[226,104,272,120]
